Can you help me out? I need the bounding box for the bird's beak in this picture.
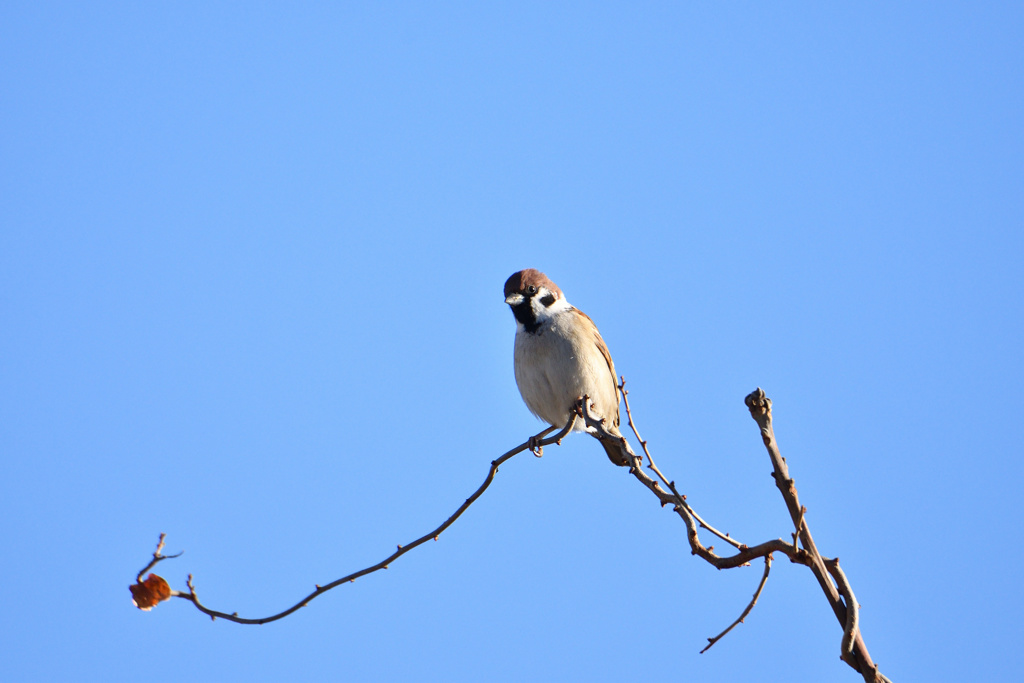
[505,293,524,306]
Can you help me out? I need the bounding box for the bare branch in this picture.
[134,533,182,583]
[131,385,889,682]
[578,396,808,569]
[701,553,773,653]
[620,378,743,550]
[744,388,882,682]
[579,387,887,681]
[147,419,576,624]
[825,558,861,668]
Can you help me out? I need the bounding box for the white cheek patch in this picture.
[531,288,572,323]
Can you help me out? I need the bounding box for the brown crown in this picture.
[504,269,562,300]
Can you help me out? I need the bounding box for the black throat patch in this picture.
[511,297,542,334]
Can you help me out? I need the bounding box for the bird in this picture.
[503,268,628,466]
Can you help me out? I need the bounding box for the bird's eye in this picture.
[527,285,537,295]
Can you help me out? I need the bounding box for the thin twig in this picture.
[167,418,577,624]
[134,533,182,583]
[701,553,773,653]
[619,378,743,551]
[825,558,861,668]
[578,396,806,570]
[792,505,807,549]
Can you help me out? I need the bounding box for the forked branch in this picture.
[129,386,889,681]
[578,384,887,682]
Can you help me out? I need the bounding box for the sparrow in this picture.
[504,268,628,466]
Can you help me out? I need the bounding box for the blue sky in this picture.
[2,3,1021,681]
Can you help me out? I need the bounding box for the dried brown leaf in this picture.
[130,573,171,611]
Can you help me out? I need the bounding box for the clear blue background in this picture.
[2,3,1021,681]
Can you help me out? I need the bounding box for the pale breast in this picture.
[513,311,619,431]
